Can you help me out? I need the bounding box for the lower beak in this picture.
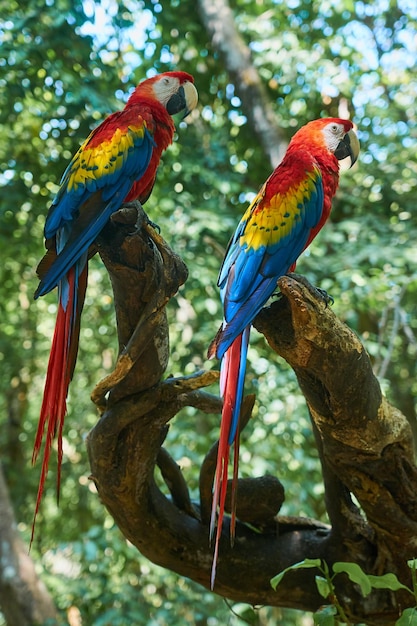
[334,129,360,168]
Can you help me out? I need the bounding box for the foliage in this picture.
[271,558,417,625]
[0,0,416,624]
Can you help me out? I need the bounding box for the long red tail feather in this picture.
[210,327,250,588]
[31,265,87,546]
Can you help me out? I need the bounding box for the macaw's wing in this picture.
[35,110,156,298]
[216,165,324,357]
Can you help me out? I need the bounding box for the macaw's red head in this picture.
[127,71,198,118]
[291,117,360,169]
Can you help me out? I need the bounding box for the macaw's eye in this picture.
[162,77,170,86]
[330,124,339,133]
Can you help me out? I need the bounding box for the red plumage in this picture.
[209,118,359,587]
[32,71,197,545]
[32,266,86,545]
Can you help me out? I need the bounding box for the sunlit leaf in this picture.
[396,608,417,626]
[271,559,322,590]
[367,573,411,594]
[315,575,332,599]
[333,562,372,597]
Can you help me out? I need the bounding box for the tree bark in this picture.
[87,205,417,625]
[0,464,58,626]
[197,0,287,168]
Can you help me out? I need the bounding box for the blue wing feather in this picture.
[36,120,155,298]
[216,169,324,357]
[44,124,154,240]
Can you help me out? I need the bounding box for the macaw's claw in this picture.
[146,216,161,233]
[315,287,334,307]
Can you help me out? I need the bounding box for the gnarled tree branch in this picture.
[87,204,417,625]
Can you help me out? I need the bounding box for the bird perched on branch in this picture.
[208,117,359,587]
[32,71,198,544]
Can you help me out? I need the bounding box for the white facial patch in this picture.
[153,76,181,106]
[322,122,346,152]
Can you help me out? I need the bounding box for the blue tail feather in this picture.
[35,190,128,299]
[227,325,250,444]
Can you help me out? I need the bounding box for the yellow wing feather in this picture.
[239,167,321,251]
[65,121,147,193]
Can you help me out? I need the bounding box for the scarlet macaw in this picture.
[32,71,198,542]
[208,118,359,587]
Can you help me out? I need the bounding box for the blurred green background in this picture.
[1,0,416,623]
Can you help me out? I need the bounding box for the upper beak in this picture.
[166,81,198,119]
[334,128,360,168]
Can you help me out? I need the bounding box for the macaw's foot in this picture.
[110,201,161,233]
[111,201,143,226]
[286,273,334,307]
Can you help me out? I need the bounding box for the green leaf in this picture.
[395,607,417,626]
[408,560,417,571]
[303,558,324,568]
[271,559,322,590]
[333,562,372,597]
[367,573,412,593]
[313,604,337,626]
[315,575,333,599]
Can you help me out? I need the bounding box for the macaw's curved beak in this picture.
[334,128,360,168]
[166,81,198,119]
